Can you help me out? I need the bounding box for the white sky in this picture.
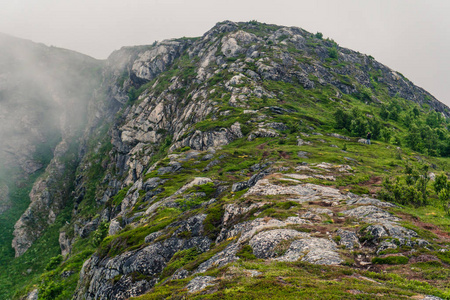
[0,0,449,106]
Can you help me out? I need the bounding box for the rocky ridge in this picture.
[4,21,450,299]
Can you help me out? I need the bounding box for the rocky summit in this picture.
[1,21,450,299]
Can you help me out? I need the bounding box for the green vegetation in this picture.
[5,20,450,300]
[372,256,409,265]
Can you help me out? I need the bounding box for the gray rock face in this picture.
[172,123,243,151]
[248,128,279,141]
[217,217,311,244]
[59,231,73,257]
[195,243,240,274]
[245,179,347,203]
[186,276,216,293]
[249,229,307,258]
[26,289,38,300]
[343,205,399,223]
[75,215,211,300]
[12,140,75,257]
[347,197,396,208]
[131,40,191,81]
[108,219,123,236]
[277,238,342,265]
[337,229,360,249]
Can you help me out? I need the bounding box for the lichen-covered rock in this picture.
[217,217,311,244]
[249,229,308,258]
[347,197,396,208]
[343,206,399,223]
[277,237,342,265]
[59,231,73,257]
[186,276,216,293]
[245,180,347,203]
[74,215,211,300]
[195,243,240,274]
[337,229,360,249]
[248,128,279,141]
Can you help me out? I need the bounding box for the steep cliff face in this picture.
[4,21,450,299]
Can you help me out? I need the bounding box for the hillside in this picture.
[1,21,450,299]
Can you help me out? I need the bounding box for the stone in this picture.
[248,128,279,141]
[337,229,360,249]
[277,237,342,265]
[358,139,369,144]
[346,197,396,208]
[26,289,39,300]
[297,138,312,146]
[144,231,164,244]
[186,276,216,293]
[329,133,351,140]
[59,231,73,257]
[249,229,307,258]
[342,206,399,223]
[376,241,397,255]
[108,219,122,236]
[195,243,240,274]
[158,162,182,175]
[297,151,309,158]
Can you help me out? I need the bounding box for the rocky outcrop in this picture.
[276,238,342,265]
[12,139,77,257]
[74,215,211,300]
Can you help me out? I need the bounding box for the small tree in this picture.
[315,32,323,39]
[433,173,448,194]
[439,189,450,215]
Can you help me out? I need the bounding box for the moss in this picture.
[372,256,409,265]
[236,245,257,260]
[203,204,225,240]
[160,247,200,279]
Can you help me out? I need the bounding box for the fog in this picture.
[0,33,102,181]
[0,0,448,106]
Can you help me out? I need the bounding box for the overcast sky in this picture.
[0,0,449,106]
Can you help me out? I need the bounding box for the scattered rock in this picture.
[297,151,309,158]
[248,128,279,141]
[297,138,312,146]
[329,133,350,141]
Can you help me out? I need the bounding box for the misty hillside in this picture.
[1,21,450,299]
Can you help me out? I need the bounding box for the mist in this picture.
[0,33,102,183]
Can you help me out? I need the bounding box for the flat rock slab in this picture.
[347,197,396,208]
[249,229,309,258]
[218,216,311,244]
[186,276,216,293]
[245,180,347,202]
[195,243,239,274]
[277,237,342,265]
[342,205,399,223]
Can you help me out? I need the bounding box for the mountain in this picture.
[1,21,450,299]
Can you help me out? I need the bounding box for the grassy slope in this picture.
[9,22,450,299]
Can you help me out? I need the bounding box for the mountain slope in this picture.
[0,33,103,298]
[3,21,450,299]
